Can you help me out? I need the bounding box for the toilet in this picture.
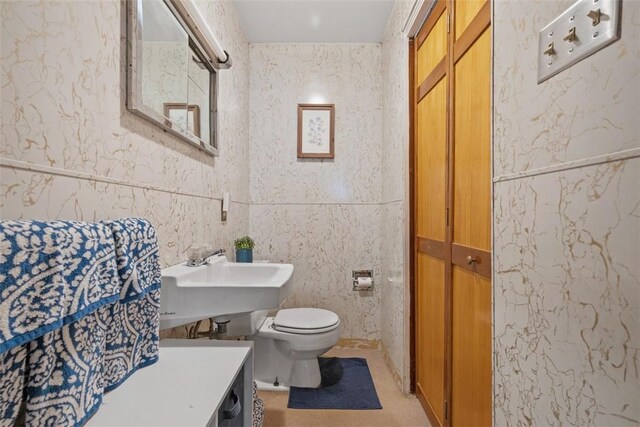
[227,308,340,389]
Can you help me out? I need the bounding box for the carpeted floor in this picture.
[258,348,431,427]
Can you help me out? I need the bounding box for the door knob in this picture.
[466,256,477,265]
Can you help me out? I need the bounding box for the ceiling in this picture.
[231,0,396,43]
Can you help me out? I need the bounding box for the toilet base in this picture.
[290,358,321,388]
[253,360,321,390]
[242,313,340,389]
[250,334,328,389]
[254,379,289,391]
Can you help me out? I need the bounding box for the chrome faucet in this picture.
[186,248,226,267]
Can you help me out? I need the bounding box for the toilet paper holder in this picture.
[352,270,374,291]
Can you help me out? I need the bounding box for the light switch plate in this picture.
[537,0,621,83]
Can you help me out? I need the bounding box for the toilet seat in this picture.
[272,308,339,334]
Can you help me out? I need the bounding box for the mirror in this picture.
[128,0,218,156]
[187,45,212,145]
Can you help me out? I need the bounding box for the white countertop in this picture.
[87,340,253,427]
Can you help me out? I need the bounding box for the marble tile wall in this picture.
[248,44,384,341]
[381,0,414,393]
[493,0,640,424]
[494,1,640,178]
[0,0,251,268]
[494,159,639,425]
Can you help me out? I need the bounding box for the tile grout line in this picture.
[493,147,640,183]
[1,157,406,207]
[249,199,403,206]
[0,157,249,204]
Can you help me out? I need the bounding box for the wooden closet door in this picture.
[414,2,448,426]
[412,0,491,425]
[450,1,492,426]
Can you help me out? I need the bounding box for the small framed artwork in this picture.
[163,103,201,138]
[297,104,335,159]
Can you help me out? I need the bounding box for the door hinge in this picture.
[447,13,451,33]
[446,208,449,227]
[444,400,449,420]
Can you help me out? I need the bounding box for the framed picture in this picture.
[297,104,335,159]
[163,103,201,138]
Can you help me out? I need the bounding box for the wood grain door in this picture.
[411,0,491,426]
[450,1,491,425]
[413,2,449,426]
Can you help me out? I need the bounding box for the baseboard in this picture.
[162,332,383,351]
[381,342,406,395]
[335,338,381,350]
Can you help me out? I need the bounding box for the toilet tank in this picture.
[225,310,269,337]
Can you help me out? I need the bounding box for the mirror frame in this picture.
[127,0,219,156]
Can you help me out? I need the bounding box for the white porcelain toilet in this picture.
[227,307,340,389]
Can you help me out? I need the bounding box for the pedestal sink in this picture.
[159,256,293,330]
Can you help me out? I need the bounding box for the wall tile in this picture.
[0,168,249,269]
[380,201,406,377]
[494,0,640,177]
[382,0,412,203]
[0,0,250,263]
[380,0,413,391]
[250,203,382,340]
[249,44,383,204]
[494,0,640,423]
[494,158,640,425]
[248,43,385,343]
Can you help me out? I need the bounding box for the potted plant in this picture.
[234,236,254,263]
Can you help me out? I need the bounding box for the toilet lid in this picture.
[273,308,340,334]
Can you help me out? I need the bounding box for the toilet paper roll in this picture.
[356,277,373,290]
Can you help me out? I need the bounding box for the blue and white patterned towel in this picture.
[102,218,161,391]
[0,221,121,353]
[0,218,162,426]
[0,343,27,423]
[105,218,162,303]
[24,308,109,426]
[103,289,160,392]
[0,220,121,426]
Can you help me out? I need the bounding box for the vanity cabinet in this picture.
[87,340,253,427]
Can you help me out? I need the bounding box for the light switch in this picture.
[562,27,577,42]
[587,8,602,25]
[544,42,556,56]
[537,0,621,83]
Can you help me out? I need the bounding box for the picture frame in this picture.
[163,103,201,138]
[297,104,335,159]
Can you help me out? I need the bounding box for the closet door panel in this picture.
[415,72,448,427]
[414,3,449,423]
[453,28,491,253]
[416,78,448,242]
[450,2,492,425]
[455,0,486,40]
[416,253,446,426]
[451,267,492,426]
[416,5,448,85]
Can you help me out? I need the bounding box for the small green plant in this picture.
[234,235,255,250]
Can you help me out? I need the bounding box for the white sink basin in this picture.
[159,256,293,330]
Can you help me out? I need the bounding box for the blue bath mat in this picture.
[287,357,383,410]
